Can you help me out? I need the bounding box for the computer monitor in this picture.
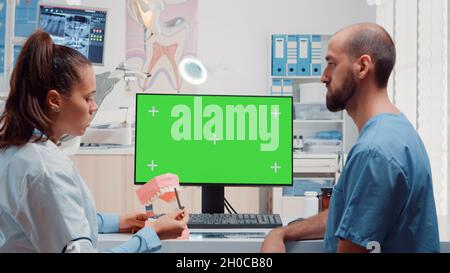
[38,4,107,65]
[134,94,293,213]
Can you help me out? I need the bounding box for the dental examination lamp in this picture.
[59,63,151,155]
[178,57,208,85]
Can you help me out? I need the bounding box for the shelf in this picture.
[293,152,339,159]
[270,76,322,80]
[294,119,343,123]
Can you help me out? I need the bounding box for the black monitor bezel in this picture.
[134,93,293,187]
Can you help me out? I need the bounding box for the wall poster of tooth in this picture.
[126,0,198,93]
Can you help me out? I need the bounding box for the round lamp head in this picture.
[178,57,207,85]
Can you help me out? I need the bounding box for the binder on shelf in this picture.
[272,34,287,76]
[311,35,322,76]
[271,78,282,95]
[286,35,298,76]
[282,79,293,96]
[297,35,311,76]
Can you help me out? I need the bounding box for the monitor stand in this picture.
[201,186,224,213]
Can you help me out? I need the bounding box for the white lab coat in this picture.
[0,140,98,252]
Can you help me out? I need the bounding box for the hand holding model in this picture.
[119,212,149,233]
[146,208,189,240]
[118,207,189,240]
[135,173,190,239]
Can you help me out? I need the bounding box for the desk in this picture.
[98,216,450,253]
[98,230,324,253]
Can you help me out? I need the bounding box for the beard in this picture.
[326,70,357,112]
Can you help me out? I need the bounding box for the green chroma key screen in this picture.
[134,94,293,185]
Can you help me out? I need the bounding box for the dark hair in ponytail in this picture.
[0,29,91,150]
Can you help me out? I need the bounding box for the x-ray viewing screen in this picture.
[134,94,293,186]
[38,5,107,65]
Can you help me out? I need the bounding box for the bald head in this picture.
[333,23,396,88]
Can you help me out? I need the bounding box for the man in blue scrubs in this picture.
[262,23,440,253]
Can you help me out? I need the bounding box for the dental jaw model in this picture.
[136,173,189,239]
[136,173,182,218]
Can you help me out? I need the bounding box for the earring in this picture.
[52,107,61,113]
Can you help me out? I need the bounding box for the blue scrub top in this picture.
[324,113,440,253]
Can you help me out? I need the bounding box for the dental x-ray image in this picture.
[38,5,107,64]
[40,13,90,57]
[63,15,91,57]
[39,13,66,37]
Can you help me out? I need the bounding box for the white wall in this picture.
[32,0,130,111]
[197,0,376,95]
[377,0,449,215]
[448,3,450,217]
[78,0,375,110]
[1,0,376,109]
[1,0,129,105]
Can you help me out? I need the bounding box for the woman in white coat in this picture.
[0,30,188,253]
